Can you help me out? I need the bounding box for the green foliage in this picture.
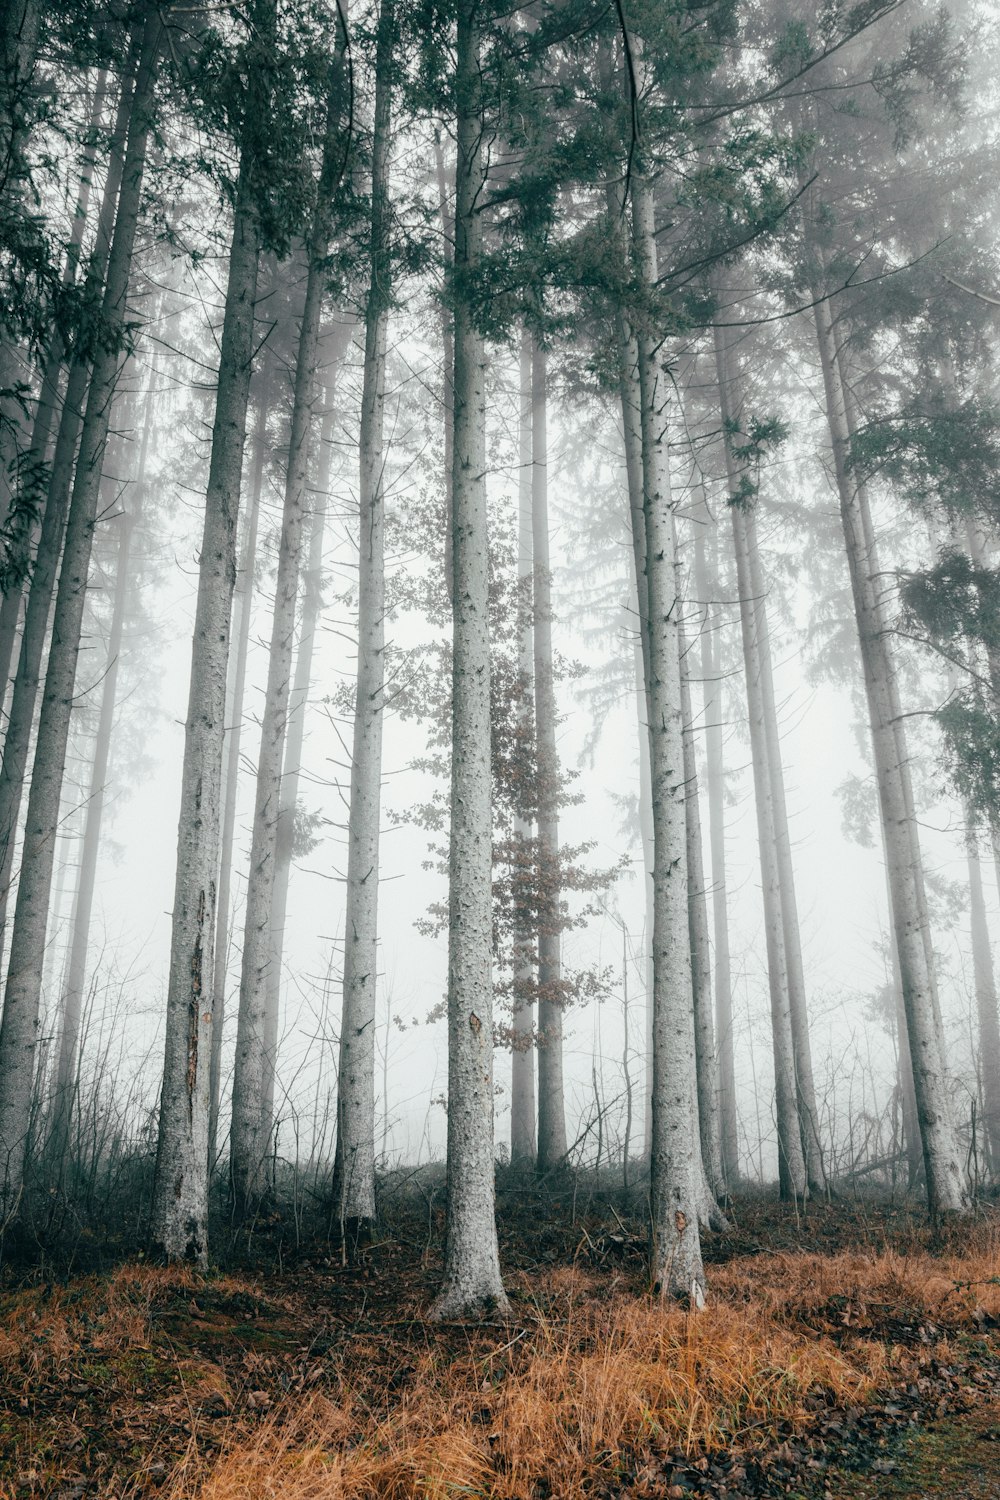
[849,403,1000,525]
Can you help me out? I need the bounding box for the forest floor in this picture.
[0,1188,999,1499]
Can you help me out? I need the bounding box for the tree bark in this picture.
[0,2,162,1214]
[0,40,138,963]
[262,388,339,1141]
[509,327,536,1166]
[332,0,393,1251]
[693,516,738,1185]
[680,619,723,1195]
[48,357,155,1165]
[810,269,966,1216]
[743,504,827,1193]
[531,340,567,1174]
[632,167,704,1301]
[965,822,1000,1174]
[207,371,269,1168]
[0,69,107,691]
[712,319,806,1203]
[604,170,654,1164]
[153,0,271,1262]
[429,0,507,1320]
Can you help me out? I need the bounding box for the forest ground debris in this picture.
[0,1202,998,1498]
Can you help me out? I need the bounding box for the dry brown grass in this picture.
[166,1234,1000,1500]
[0,1262,258,1387]
[4,1229,997,1500]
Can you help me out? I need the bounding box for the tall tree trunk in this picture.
[231,24,348,1218]
[262,390,339,1142]
[0,0,43,505]
[0,40,138,963]
[434,130,458,597]
[965,822,1000,1174]
[0,3,161,1213]
[713,320,806,1203]
[604,172,654,1164]
[0,0,41,197]
[743,504,826,1193]
[680,621,723,1194]
[332,0,393,1252]
[632,167,704,1300]
[531,340,567,1174]
[510,327,535,1166]
[693,517,738,1185]
[810,269,966,1216]
[49,359,154,1165]
[153,0,272,1262]
[429,0,507,1320]
[207,372,269,1167]
[0,69,107,691]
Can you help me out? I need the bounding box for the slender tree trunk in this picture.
[430,0,507,1320]
[153,0,272,1262]
[0,0,42,503]
[262,392,338,1141]
[713,320,806,1203]
[693,518,738,1185]
[434,129,458,597]
[605,180,654,1164]
[0,71,106,690]
[0,0,41,198]
[0,3,162,1213]
[207,373,269,1167]
[0,41,138,962]
[332,0,393,1252]
[965,822,1000,1174]
[49,360,154,1164]
[510,328,536,1166]
[530,341,567,1173]
[632,168,704,1300]
[680,621,723,1194]
[810,270,966,1216]
[230,22,349,1218]
[743,506,826,1193]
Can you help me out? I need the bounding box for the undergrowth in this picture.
[1,1210,998,1499]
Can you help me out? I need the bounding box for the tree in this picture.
[230,16,350,1220]
[333,0,395,1254]
[429,0,508,1321]
[153,0,283,1261]
[0,0,163,1214]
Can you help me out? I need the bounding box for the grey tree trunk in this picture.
[713,320,806,1203]
[0,42,138,964]
[632,167,704,1301]
[530,340,567,1174]
[0,3,161,1214]
[230,22,350,1218]
[604,182,654,1163]
[509,328,536,1166]
[680,620,723,1195]
[693,518,738,1185]
[429,0,507,1320]
[262,390,339,1141]
[153,1,271,1261]
[207,373,269,1168]
[49,358,155,1164]
[0,69,106,692]
[0,0,41,195]
[0,0,42,502]
[333,0,393,1251]
[810,271,966,1216]
[743,504,827,1193]
[966,823,1000,1174]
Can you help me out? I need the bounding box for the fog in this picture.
[1,0,999,1289]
